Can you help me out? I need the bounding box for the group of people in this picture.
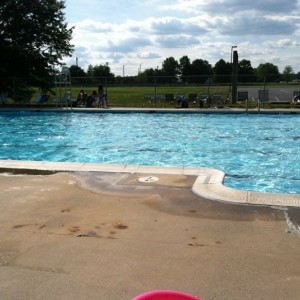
[76,84,108,108]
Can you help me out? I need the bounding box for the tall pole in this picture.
[231,46,237,65]
[231,49,238,105]
[229,46,237,104]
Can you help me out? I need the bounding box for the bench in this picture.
[142,94,165,107]
[211,94,223,108]
[164,94,175,107]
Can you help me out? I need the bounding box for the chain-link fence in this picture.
[1,75,299,108]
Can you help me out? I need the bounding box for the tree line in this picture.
[70,57,300,86]
[1,0,299,98]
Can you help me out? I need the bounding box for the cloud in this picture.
[216,14,296,35]
[263,38,300,48]
[137,52,161,59]
[107,53,125,64]
[209,0,297,14]
[155,35,200,48]
[167,0,298,15]
[162,0,300,37]
[104,37,152,53]
[75,19,113,33]
[65,0,300,75]
[151,18,207,35]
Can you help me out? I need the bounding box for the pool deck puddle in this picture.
[0,159,300,208]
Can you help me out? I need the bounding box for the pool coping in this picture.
[1,159,300,208]
[1,107,300,114]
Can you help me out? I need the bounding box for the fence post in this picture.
[13,77,16,104]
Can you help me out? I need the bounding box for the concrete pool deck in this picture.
[1,159,300,208]
[0,162,300,299]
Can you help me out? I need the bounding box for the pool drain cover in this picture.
[138,176,159,183]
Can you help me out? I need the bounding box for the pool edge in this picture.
[1,159,300,208]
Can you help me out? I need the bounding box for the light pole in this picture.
[231,45,237,65]
[228,46,237,103]
[231,46,238,105]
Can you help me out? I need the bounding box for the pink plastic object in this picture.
[132,290,201,300]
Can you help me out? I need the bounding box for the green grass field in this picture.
[2,82,299,108]
[3,85,225,107]
[70,85,231,107]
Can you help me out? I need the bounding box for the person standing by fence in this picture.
[97,84,108,108]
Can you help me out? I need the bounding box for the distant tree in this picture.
[93,64,114,78]
[161,57,179,83]
[69,65,86,77]
[116,76,137,85]
[69,65,86,85]
[86,64,115,84]
[86,64,94,77]
[213,59,232,83]
[255,63,280,82]
[238,59,256,83]
[282,65,294,83]
[189,59,213,83]
[162,57,179,76]
[137,68,156,84]
[0,0,74,94]
[178,55,192,82]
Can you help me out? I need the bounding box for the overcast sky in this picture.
[64,0,300,76]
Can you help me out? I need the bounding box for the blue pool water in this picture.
[0,111,300,194]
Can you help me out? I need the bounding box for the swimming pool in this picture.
[0,111,300,194]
